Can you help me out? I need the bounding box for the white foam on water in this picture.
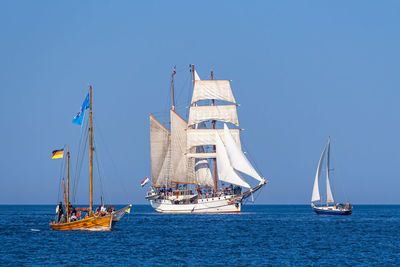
[30,229,40,232]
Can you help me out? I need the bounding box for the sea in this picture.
[1,205,399,266]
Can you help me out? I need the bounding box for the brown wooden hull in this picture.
[49,205,131,231]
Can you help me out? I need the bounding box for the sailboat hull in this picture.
[150,197,241,213]
[312,206,352,216]
[49,205,131,231]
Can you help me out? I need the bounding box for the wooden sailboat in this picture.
[311,137,352,215]
[146,65,267,213]
[50,86,131,231]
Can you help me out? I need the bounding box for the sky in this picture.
[0,1,399,204]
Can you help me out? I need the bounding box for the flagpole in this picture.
[89,85,93,214]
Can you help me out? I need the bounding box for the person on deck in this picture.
[95,205,101,215]
[100,204,107,216]
[56,202,63,223]
[70,213,78,222]
[59,214,66,224]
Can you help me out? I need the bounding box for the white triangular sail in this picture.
[188,105,239,126]
[215,133,250,188]
[326,138,334,204]
[149,114,171,187]
[191,80,236,104]
[223,124,263,182]
[194,70,201,81]
[311,140,328,203]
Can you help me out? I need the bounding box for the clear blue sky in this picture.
[1,1,399,204]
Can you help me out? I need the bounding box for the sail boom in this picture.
[187,152,216,158]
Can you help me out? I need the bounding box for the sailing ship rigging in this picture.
[311,137,352,215]
[146,65,267,213]
[50,86,131,231]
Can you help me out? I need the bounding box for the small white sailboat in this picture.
[311,137,352,215]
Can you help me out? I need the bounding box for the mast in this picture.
[62,179,67,221]
[211,70,218,191]
[171,66,176,110]
[89,85,93,212]
[326,137,334,205]
[66,146,70,221]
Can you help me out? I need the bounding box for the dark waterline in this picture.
[1,205,399,266]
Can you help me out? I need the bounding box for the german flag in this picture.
[51,149,64,159]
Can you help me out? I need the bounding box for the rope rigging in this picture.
[71,117,89,204]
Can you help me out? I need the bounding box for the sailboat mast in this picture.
[66,146,70,221]
[89,85,93,212]
[211,70,218,191]
[172,66,175,110]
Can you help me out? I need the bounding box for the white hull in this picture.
[150,195,241,213]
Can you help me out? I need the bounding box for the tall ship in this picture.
[146,65,267,213]
[311,137,352,215]
[50,86,131,231]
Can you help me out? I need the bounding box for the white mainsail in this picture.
[326,138,334,204]
[149,114,171,187]
[191,80,236,104]
[188,105,239,126]
[223,124,263,182]
[215,132,250,188]
[311,140,328,203]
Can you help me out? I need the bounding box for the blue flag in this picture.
[72,93,89,126]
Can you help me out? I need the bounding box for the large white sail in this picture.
[311,141,328,203]
[149,114,171,187]
[223,124,263,182]
[170,110,195,184]
[186,128,241,149]
[326,138,334,204]
[215,133,250,188]
[188,105,239,126]
[191,80,236,104]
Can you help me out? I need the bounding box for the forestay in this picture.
[215,133,250,188]
[188,105,239,126]
[149,114,171,187]
[191,80,236,104]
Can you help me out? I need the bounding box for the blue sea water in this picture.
[1,205,399,266]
